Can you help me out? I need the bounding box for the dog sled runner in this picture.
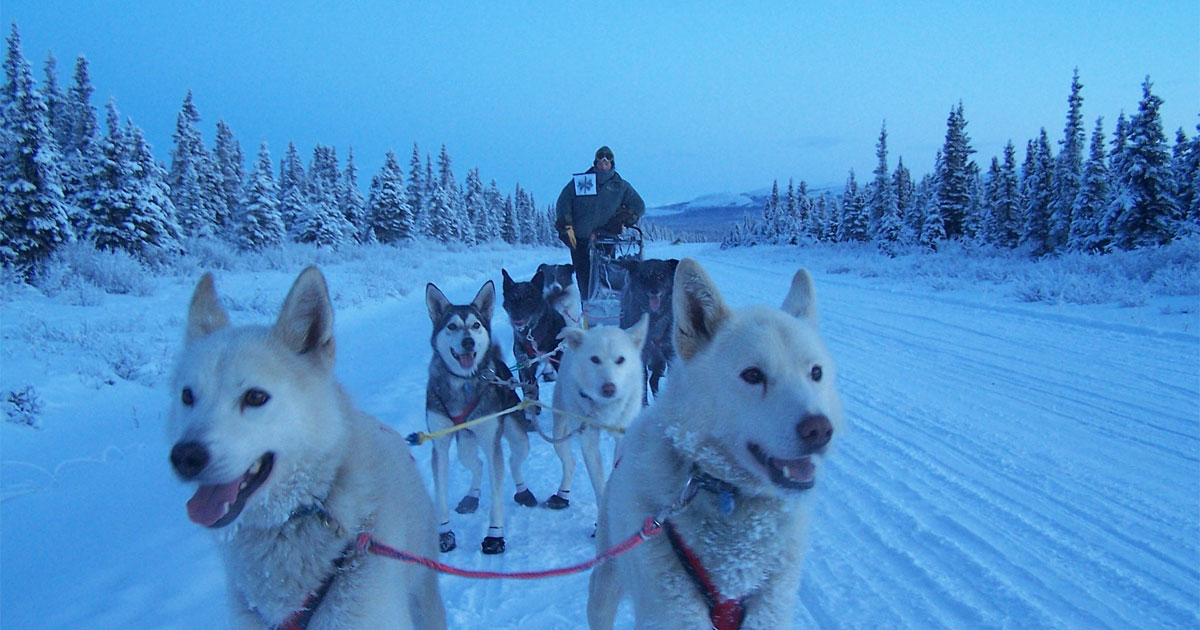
[582,225,643,327]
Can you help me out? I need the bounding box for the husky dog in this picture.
[537,262,583,327]
[542,316,648,510]
[501,268,567,419]
[167,267,446,630]
[588,259,844,630]
[425,281,537,555]
[618,258,680,401]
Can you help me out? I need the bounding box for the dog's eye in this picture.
[181,387,195,406]
[616,356,625,365]
[447,323,459,331]
[810,365,823,382]
[740,367,765,385]
[242,388,271,409]
[472,322,481,330]
[590,356,601,364]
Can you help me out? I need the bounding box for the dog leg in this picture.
[429,433,456,553]
[586,555,622,630]
[504,416,537,507]
[453,431,483,514]
[579,426,607,505]
[545,414,575,509]
[481,427,506,554]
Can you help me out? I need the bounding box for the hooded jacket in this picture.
[555,166,645,244]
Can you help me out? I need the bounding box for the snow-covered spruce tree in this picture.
[462,168,485,245]
[425,179,455,243]
[500,193,517,244]
[340,146,366,243]
[0,23,72,273]
[936,102,976,239]
[126,121,182,259]
[1171,124,1200,230]
[1021,130,1055,256]
[212,119,244,238]
[406,143,426,238]
[985,142,1022,248]
[300,144,351,248]
[481,179,503,243]
[892,158,916,246]
[89,99,142,254]
[1048,69,1086,253]
[277,141,307,239]
[39,53,70,160]
[1068,118,1110,251]
[839,170,869,242]
[780,179,799,244]
[794,180,813,243]
[871,121,903,252]
[61,55,103,234]
[367,149,413,243]
[1109,78,1178,249]
[435,144,468,244]
[237,142,284,251]
[961,161,986,242]
[915,173,944,250]
[419,154,436,239]
[168,91,222,238]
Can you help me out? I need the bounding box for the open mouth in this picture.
[450,347,477,371]
[186,452,274,528]
[648,294,663,312]
[747,443,814,490]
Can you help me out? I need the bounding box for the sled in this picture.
[582,225,643,328]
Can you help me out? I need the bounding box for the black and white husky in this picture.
[501,268,567,422]
[425,280,537,555]
[537,262,583,327]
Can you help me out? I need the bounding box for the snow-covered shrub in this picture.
[5,386,42,428]
[33,242,154,297]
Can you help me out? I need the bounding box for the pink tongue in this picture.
[458,352,476,370]
[649,296,662,312]
[186,478,243,526]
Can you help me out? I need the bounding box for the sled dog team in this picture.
[167,257,845,629]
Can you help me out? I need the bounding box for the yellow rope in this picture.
[405,398,626,446]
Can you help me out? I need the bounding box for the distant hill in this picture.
[642,186,838,240]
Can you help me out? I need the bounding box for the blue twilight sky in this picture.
[4,2,1198,206]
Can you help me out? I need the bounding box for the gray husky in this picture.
[425,280,537,555]
[167,267,445,629]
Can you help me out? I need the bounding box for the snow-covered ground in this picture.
[2,240,1197,629]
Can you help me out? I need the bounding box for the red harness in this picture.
[277,541,354,630]
[664,521,746,630]
[450,394,482,426]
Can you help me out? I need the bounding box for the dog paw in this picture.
[543,493,570,509]
[481,536,506,555]
[439,531,457,553]
[513,489,537,507]
[455,495,479,514]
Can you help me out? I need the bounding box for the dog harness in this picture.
[448,394,481,426]
[277,540,356,630]
[664,521,746,630]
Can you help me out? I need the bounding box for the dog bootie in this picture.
[439,531,456,553]
[513,489,537,507]
[544,493,570,509]
[481,536,506,554]
[455,495,479,514]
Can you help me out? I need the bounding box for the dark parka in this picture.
[554,167,645,246]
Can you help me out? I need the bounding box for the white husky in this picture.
[587,259,844,630]
[167,267,446,630]
[542,315,648,510]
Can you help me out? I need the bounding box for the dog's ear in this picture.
[530,269,544,288]
[667,259,680,275]
[564,263,574,275]
[274,266,336,363]
[536,263,548,276]
[425,283,450,323]
[626,313,650,350]
[673,258,730,361]
[558,327,587,350]
[616,259,639,273]
[501,269,514,291]
[187,273,231,340]
[781,269,818,324]
[472,280,495,323]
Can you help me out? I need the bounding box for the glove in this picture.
[602,216,624,234]
[564,225,577,249]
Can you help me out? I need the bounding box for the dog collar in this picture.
[686,467,738,516]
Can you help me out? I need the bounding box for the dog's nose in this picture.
[462,337,475,350]
[171,441,210,479]
[797,414,833,451]
[601,382,616,398]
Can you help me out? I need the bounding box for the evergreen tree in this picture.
[435,144,468,242]
[500,193,517,244]
[300,144,350,247]
[892,158,916,245]
[0,24,72,272]
[277,141,307,239]
[482,179,504,243]
[39,53,70,154]
[794,180,813,242]
[839,170,870,242]
[871,121,903,250]
[1069,118,1110,251]
[212,119,244,236]
[168,91,222,237]
[1109,78,1178,249]
[422,155,436,238]
[340,146,366,242]
[1021,130,1056,255]
[237,142,284,250]
[936,102,976,239]
[62,55,103,233]
[125,121,182,258]
[367,149,413,243]
[1172,123,1200,229]
[1048,69,1086,252]
[916,173,944,250]
[986,142,1022,247]
[961,161,985,241]
[89,99,139,253]
[406,143,426,237]
[462,168,485,245]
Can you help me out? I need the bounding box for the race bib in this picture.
[573,172,597,196]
